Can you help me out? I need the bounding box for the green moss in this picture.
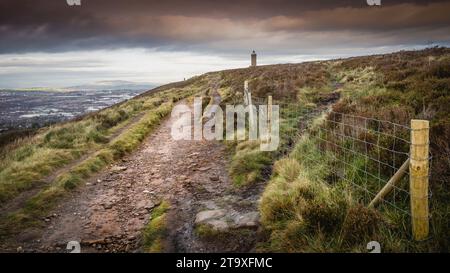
[195,223,255,251]
[143,201,170,253]
[195,223,221,239]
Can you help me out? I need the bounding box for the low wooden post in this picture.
[248,92,254,126]
[244,80,249,105]
[410,119,430,241]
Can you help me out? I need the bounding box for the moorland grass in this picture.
[258,48,450,252]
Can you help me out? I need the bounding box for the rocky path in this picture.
[10,100,262,253]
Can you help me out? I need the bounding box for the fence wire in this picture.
[249,95,435,219]
[314,111,412,215]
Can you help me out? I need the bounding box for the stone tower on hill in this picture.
[251,50,257,67]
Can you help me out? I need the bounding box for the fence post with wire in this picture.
[308,112,431,241]
[409,119,429,241]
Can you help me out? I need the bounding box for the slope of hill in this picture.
[0,47,449,252]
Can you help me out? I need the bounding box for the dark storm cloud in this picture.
[0,0,450,53]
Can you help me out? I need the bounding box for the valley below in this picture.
[0,89,147,134]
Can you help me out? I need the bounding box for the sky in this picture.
[0,0,450,88]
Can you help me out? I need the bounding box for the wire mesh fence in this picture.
[311,111,412,214]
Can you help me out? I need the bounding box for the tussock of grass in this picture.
[272,158,301,182]
[229,143,272,187]
[260,176,304,227]
[143,201,170,253]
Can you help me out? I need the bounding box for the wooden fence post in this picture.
[248,92,254,126]
[267,96,272,142]
[410,119,430,241]
[244,80,249,105]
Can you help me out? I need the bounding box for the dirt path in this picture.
[9,99,262,253]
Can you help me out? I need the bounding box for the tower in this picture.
[251,50,257,67]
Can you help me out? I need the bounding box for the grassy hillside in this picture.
[255,47,450,252]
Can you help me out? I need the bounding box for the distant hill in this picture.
[66,80,156,92]
[0,80,156,92]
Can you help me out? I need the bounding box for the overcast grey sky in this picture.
[1,0,449,88]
